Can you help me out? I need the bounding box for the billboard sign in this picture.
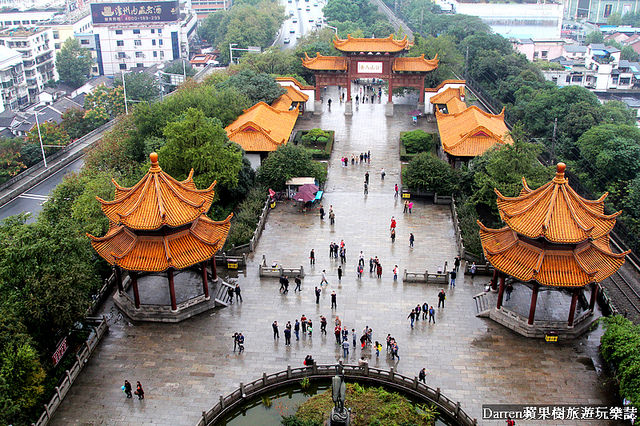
[91,1,179,24]
[357,62,383,74]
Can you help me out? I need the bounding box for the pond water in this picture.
[218,382,455,425]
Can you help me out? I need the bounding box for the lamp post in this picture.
[121,71,128,115]
[229,43,237,65]
[326,25,338,36]
[34,110,47,168]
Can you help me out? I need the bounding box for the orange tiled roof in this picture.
[271,85,309,111]
[225,102,299,152]
[302,52,347,71]
[495,163,621,244]
[478,223,628,287]
[430,86,466,114]
[333,34,410,53]
[88,214,232,272]
[97,153,216,231]
[424,80,466,93]
[392,54,439,72]
[435,106,512,157]
[275,76,314,90]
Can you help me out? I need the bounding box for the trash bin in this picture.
[545,331,558,342]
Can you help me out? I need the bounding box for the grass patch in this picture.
[288,383,437,425]
[293,129,335,160]
[399,130,437,162]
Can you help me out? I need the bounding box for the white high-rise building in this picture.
[0,45,28,111]
[90,1,197,75]
[0,27,57,104]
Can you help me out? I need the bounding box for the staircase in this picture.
[210,277,235,307]
[473,292,493,317]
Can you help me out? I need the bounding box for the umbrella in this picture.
[268,188,276,197]
[293,184,319,203]
[299,183,319,192]
[408,109,423,116]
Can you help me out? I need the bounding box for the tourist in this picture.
[419,368,426,384]
[403,200,408,213]
[294,319,300,340]
[301,314,307,333]
[337,266,343,281]
[342,327,348,341]
[368,150,371,162]
[342,339,350,358]
[391,228,396,243]
[415,304,421,320]
[364,181,368,194]
[352,328,357,347]
[321,270,328,286]
[310,249,315,265]
[365,171,369,184]
[232,332,239,352]
[454,256,461,272]
[307,320,313,336]
[358,251,365,267]
[357,264,363,279]
[369,257,374,273]
[408,201,413,214]
[381,168,386,180]
[386,334,392,352]
[394,183,399,198]
[327,98,332,109]
[227,286,235,304]
[409,233,414,248]
[123,380,132,398]
[237,333,244,353]
[329,242,334,258]
[360,153,364,163]
[335,325,342,344]
[304,354,314,366]
[351,154,355,165]
[135,381,144,400]
[375,341,382,357]
[407,309,416,328]
[279,275,286,292]
[329,209,335,225]
[449,269,456,287]
[393,265,398,281]
[284,321,292,346]
[294,275,302,292]
[506,282,514,301]
[367,328,372,344]
[429,306,436,323]
[235,283,242,302]
[331,291,337,309]
[422,302,428,319]
[272,321,280,339]
[283,276,290,294]
[355,95,359,103]
[339,246,346,264]
[320,315,327,334]
[315,287,321,304]
[438,289,446,308]
[319,205,325,220]
[376,263,382,279]
[470,262,477,279]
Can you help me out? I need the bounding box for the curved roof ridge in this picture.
[158,173,207,209]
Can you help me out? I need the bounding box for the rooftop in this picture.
[333,34,410,53]
[0,27,48,38]
[301,53,347,71]
[225,102,299,152]
[392,54,439,72]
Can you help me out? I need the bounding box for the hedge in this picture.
[399,130,437,162]
[293,129,335,160]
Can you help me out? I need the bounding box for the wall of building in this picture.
[565,0,640,24]
[0,47,28,110]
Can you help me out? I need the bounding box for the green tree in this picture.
[159,108,243,190]
[26,121,70,147]
[622,45,640,62]
[257,144,327,190]
[401,130,435,154]
[217,69,285,105]
[115,71,160,102]
[84,84,125,123]
[55,38,93,88]
[237,47,301,77]
[0,137,26,182]
[0,341,45,423]
[585,31,604,44]
[410,34,463,87]
[60,107,98,140]
[301,128,330,145]
[402,153,460,194]
[601,100,637,126]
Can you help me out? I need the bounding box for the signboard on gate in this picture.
[91,1,179,24]
[52,336,68,366]
[357,62,383,74]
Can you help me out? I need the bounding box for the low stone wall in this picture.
[403,269,448,284]
[489,307,595,339]
[34,317,109,426]
[197,363,477,426]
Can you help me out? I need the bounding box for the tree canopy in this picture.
[55,38,93,88]
[402,153,460,194]
[257,144,327,190]
[216,69,285,105]
[114,72,160,102]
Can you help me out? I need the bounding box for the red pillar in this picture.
[131,272,140,308]
[418,79,425,103]
[387,80,393,103]
[114,266,123,293]
[201,262,210,299]
[568,288,579,326]
[528,284,539,325]
[315,84,322,102]
[346,79,351,100]
[490,268,498,290]
[168,268,177,311]
[589,283,598,312]
[210,257,218,281]
[496,275,505,309]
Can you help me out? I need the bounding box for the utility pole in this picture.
[121,72,128,115]
[34,111,47,168]
[551,117,557,162]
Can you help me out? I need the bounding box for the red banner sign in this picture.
[52,336,68,367]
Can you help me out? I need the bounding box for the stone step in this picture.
[214,298,229,307]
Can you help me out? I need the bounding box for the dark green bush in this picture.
[402,152,460,195]
[600,315,640,409]
[401,130,435,154]
[225,186,268,249]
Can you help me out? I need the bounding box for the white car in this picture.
[284,37,291,44]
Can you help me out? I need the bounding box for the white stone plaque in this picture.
[357,62,383,74]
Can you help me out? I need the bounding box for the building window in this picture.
[54,43,60,49]
[117,40,124,46]
[135,51,144,58]
[119,63,127,70]
[566,75,571,83]
[115,30,123,35]
[133,29,141,34]
[160,51,164,58]
[117,52,126,58]
[152,40,156,46]
[159,39,163,46]
[541,51,548,58]
[533,52,539,59]
[134,40,141,46]
[81,39,89,45]
[151,29,155,33]
[153,51,157,57]
[53,31,59,39]
[137,63,143,68]
[604,4,613,17]
[158,29,162,34]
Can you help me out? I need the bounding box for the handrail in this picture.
[197,363,477,426]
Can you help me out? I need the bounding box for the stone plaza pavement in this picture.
[51,88,617,425]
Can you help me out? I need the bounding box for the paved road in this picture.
[275,0,326,49]
[0,156,84,222]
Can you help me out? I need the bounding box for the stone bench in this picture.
[403,269,448,284]
[465,263,494,276]
[259,265,305,278]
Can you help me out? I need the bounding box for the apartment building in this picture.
[0,28,57,103]
[0,45,28,111]
[191,0,231,20]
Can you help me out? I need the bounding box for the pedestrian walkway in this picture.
[51,87,614,425]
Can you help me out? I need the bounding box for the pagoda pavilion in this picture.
[88,152,233,322]
[477,163,628,338]
[302,34,438,116]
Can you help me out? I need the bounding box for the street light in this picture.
[229,43,237,65]
[34,110,47,168]
[121,71,129,115]
[326,25,338,36]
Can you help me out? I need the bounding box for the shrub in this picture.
[225,186,268,249]
[301,128,330,145]
[401,130,435,154]
[402,153,460,194]
[257,144,327,190]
